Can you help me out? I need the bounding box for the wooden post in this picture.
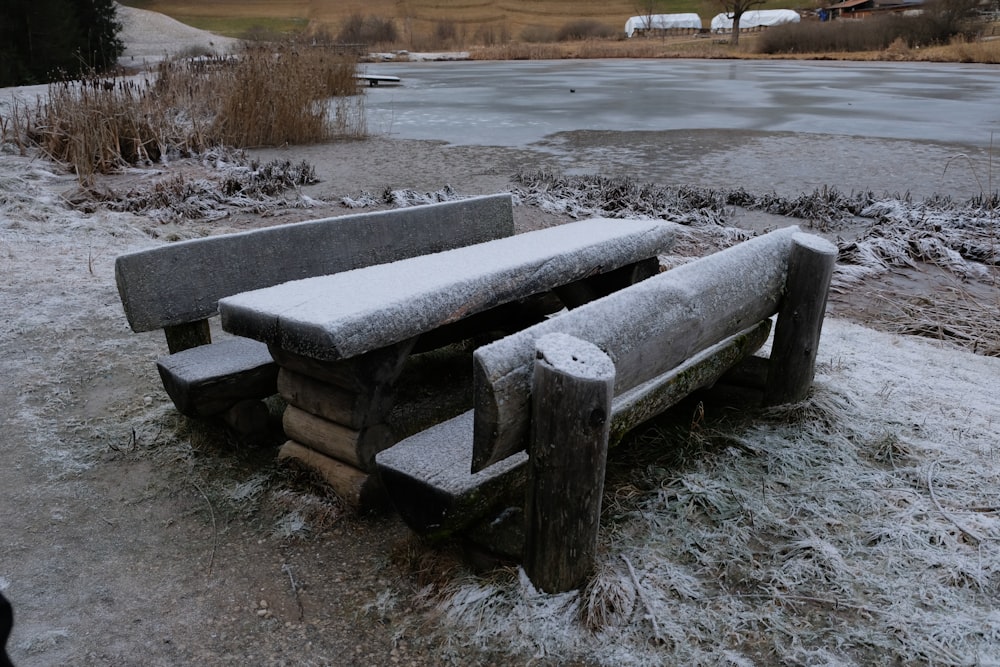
[524,333,615,593]
[219,399,270,437]
[164,320,210,353]
[765,232,838,406]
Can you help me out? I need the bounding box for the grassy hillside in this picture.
[119,0,801,45]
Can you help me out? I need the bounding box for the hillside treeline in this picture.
[0,0,124,86]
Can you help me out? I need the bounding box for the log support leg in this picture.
[270,340,417,511]
[524,333,615,593]
[765,233,838,406]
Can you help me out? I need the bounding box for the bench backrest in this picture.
[471,225,804,471]
[115,194,515,333]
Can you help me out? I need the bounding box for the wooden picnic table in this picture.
[217,217,676,507]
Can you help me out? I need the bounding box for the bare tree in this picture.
[716,0,765,45]
[634,0,663,36]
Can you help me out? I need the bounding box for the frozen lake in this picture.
[355,59,1000,199]
[362,59,1000,148]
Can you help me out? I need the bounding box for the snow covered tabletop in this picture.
[219,218,676,362]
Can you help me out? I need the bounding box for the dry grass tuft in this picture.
[209,42,361,147]
[581,561,637,630]
[26,76,191,183]
[6,42,364,183]
[915,34,1000,63]
[389,536,470,589]
[871,287,1000,356]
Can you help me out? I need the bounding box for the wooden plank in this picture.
[282,405,394,471]
[164,319,210,353]
[764,233,838,406]
[376,325,767,538]
[278,441,386,511]
[268,339,416,393]
[277,368,393,429]
[219,218,676,362]
[525,334,615,593]
[115,194,515,333]
[472,226,801,473]
[609,321,771,444]
[155,337,278,417]
[375,411,529,540]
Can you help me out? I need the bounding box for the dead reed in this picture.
[874,287,1000,356]
[27,76,188,183]
[209,42,362,147]
[9,43,364,182]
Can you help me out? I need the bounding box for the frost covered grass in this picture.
[78,149,320,223]
[394,320,1000,665]
[512,169,909,236]
[513,170,1000,355]
[514,169,890,228]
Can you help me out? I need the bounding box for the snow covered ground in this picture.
[417,316,1000,665]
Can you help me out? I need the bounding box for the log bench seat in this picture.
[217,217,678,507]
[375,227,838,583]
[114,194,518,434]
[376,323,770,538]
[155,337,278,432]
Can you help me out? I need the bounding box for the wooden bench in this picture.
[217,217,677,507]
[375,227,838,589]
[114,194,517,433]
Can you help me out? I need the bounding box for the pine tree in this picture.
[0,0,124,86]
[72,0,125,73]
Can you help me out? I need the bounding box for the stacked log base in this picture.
[278,442,387,512]
[274,346,412,511]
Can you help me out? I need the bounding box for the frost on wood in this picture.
[220,218,674,361]
[473,226,798,469]
[534,333,616,381]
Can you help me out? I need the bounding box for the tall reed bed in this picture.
[9,43,364,182]
[207,42,362,147]
[23,77,190,182]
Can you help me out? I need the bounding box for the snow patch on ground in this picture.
[117,3,240,63]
